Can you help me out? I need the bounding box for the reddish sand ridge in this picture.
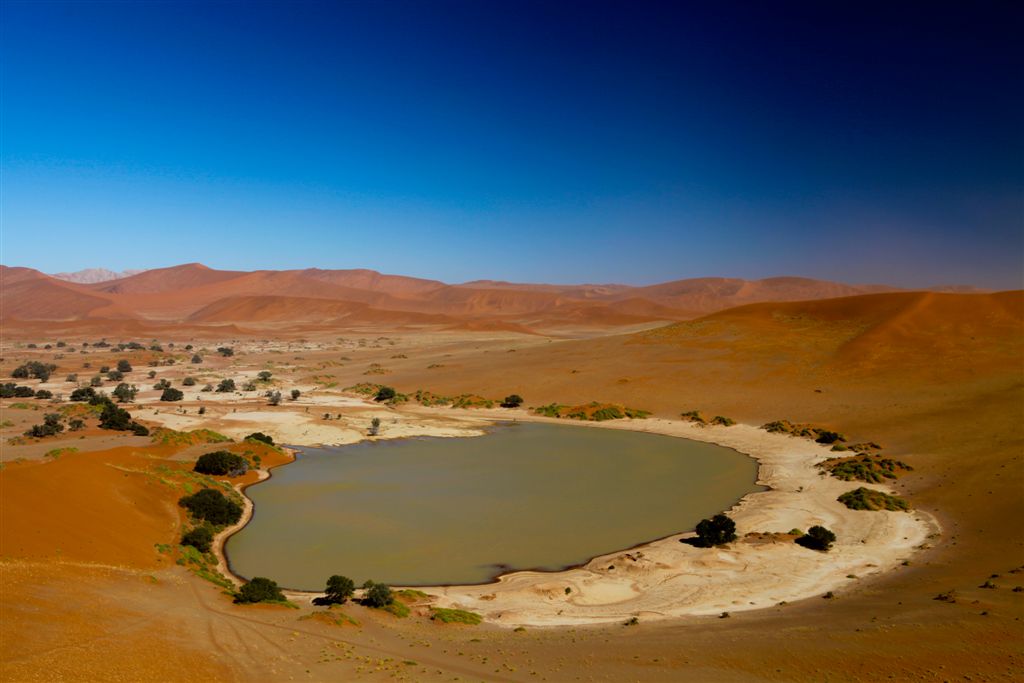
[0,262,944,334]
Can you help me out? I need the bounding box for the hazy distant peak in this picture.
[50,268,147,284]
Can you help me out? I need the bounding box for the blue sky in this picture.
[2,1,1021,288]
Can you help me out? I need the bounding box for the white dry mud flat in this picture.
[423,415,938,626]
[152,396,937,628]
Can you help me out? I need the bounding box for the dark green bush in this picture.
[501,394,524,408]
[795,525,836,551]
[362,581,393,608]
[689,514,737,547]
[216,379,236,393]
[838,488,910,512]
[323,575,355,604]
[246,432,274,445]
[179,488,243,526]
[25,413,64,438]
[116,360,132,373]
[374,386,396,402]
[160,387,184,402]
[194,450,248,476]
[70,386,97,402]
[182,525,214,553]
[235,577,284,604]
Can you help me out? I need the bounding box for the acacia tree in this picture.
[796,525,836,551]
[692,514,737,547]
[324,575,355,604]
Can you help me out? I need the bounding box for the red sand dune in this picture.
[0,262,990,334]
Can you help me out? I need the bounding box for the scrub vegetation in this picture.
[838,487,911,511]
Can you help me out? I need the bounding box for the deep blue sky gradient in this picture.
[2,1,1021,287]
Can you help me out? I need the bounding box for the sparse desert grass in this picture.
[429,607,482,625]
[150,427,231,447]
[761,419,847,444]
[534,401,649,421]
[820,455,913,483]
[299,610,360,627]
[838,487,911,511]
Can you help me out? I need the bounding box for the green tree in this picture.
[116,360,133,373]
[216,378,236,393]
[191,354,203,364]
[257,371,272,381]
[194,450,248,476]
[290,389,301,400]
[25,413,64,438]
[235,577,284,604]
[501,394,524,408]
[374,386,396,402]
[182,525,214,553]
[692,514,737,547]
[324,575,355,604]
[362,581,393,608]
[113,383,138,402]
[182,376,196,386]
[796,525,836,551]
[160,387,184,402]
[179,488,242,526]
[217,347,234,357]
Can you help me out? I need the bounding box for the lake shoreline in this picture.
[210,403,938,627]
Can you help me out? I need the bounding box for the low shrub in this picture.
[245,432,274,445]
[710,415,735,427]
[430,608,482,625]
[838,487,910,512]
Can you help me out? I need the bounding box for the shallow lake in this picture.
[226,422,763,588]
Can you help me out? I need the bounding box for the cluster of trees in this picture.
[194,450,248,476]
[24,413,64,438]
[311,575,392,608]
[11,361,57,382]
[179,488,242,526]
[98,399,149,435]
[1,383,46,399]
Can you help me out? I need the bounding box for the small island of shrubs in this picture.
[838,487,911,511]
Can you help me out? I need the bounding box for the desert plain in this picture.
[1,263,1022,682]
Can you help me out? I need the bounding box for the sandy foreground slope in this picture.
[1,290,1022,682]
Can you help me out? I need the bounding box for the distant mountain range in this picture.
[0,263,995,336]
